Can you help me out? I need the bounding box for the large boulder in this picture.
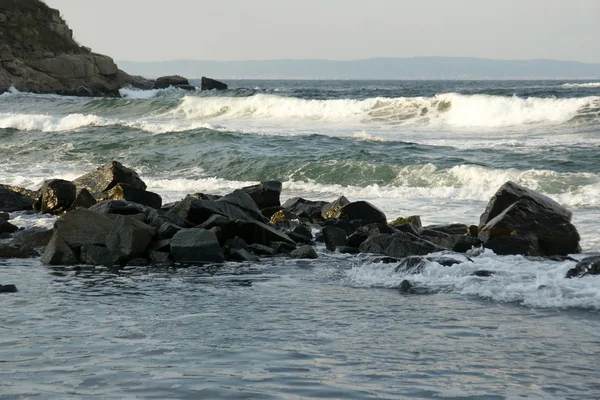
[322,196,350,220]
[478,193,580,256]
[89,199,149,216]
[0,244,38,258]
[282,197,327,222]
[337,201,387,224]
[153,75,194,90]
[105,215,155,258]
[0,185,36,212]
[34,179,76,214]
[104,183,162,209]
[230,220,296,247]
[73,161,146,195]
[241,181,282,209]
[170,228,224,264]
[41,231,78,265]
[68,188,97,211]
[53,208,116,248]
[322,226,348,251]
[80,245,126,267]
[359,232,445,258]
[201,77,228,91]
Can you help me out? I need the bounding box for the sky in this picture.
[44,0,600,64]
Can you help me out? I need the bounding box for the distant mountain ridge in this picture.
[118,57,600,80]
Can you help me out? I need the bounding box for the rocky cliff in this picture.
[0,0,135,96]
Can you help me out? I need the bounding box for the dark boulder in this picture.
[390,215,422,229]
[271,241,296,254]
[347,231,369,248]
[149,250,173,266]
[0,284,18,293]
[282,197,327,222]
[89,200,149,216]
[34,179,76,214]
[80,245,127,267]
[422,223,469,236]
[11,228,53,249]
[452,236,482,253]
[0,185,36,212]
[170,228,224,264]
[322,219,364,236]
[0,244,38,258]
[54,208,116,248]
[201,76,228,91]
[248,243,276,256]
[41,232,78,265]
[566,256,600,278]
[0,218,18,235]
[68,188,97,211]
[359,231,444,258]
[291,245,318,259]
[73,161,146,195]
[471,270,495,277]
[229,248,260,262]
[478,198,580,256]
[241,181,282,209]
[483,234,541,256]
[157,222,182,240]
[106,215,155,258]
[102,184,162,209]
[261,206,284,220]
[322,226,348,251]
[394,255,468,274]
[154,75,194,90]
[322,196,350,220]
[231,220,295,247]
[338,201,387,224]
[172,191,266,226]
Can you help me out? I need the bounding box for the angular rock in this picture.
[229,248,260,262]
[104,184,162,209]
[322,226,348,251]
[291,245,318,259]
[241,181,282,209]
[452,236,482,253]
[271,241,296,254]
[282,197,327,222]
[80,245,126,267]
[89,200,149,216]
[321,196,350,220]
[270,209,299,224]
[0,185,36,212]
[359,232,444,258]
[34,179,76,214]
[172,191,266,226]
[390,215,422,229]
[68,188,97,211]
[0,219,18,235]
[566,256,600,279]
[232,220,295,247]
[149,250,173,266]
[73,161,146,195]
[0,244,38,258]
[106,215,155,258]
[338,201,387,224]
[248,243,275,256]
[157,222,182,239]
[170,228,224,264]
[483,234,541,256]
[422,223,469,236]
[42,232,78,265]
[261,206,284,220]
[11,228,53,249]
[201,76,228,91]
[54,208,116,248]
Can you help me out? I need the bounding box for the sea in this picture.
[1,80,600,399]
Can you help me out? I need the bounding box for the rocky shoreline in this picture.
[0,0,226,96]
[0,161,597,293]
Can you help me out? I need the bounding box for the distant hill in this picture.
[117,57,600,80]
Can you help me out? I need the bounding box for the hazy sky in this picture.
[45,0,600,63]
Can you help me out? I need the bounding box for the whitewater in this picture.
[1,79,600,399]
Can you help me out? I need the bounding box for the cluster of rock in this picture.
[0,161,595,282]
[0,0,227,96]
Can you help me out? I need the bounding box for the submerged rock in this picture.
[359,232,444,258]
[0,284,18,293]
[201,76,228,91]
[566,256,600,279]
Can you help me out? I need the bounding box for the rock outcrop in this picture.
[201,76,228,91]
[0,0,140,96]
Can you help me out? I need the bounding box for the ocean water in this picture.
[1,80,600,399]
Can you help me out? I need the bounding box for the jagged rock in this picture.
[157,222,182,239]
[150,239,170,252]
[153,75,194,90]
[67,188,96,211]
[231,220,295,247]
[390,215,422,229]
[0,219,18,235]
[80,245,126,266]
[291,245,318,259]
[0,185,36,212]
[282,197,327,222]
[270,209,299,224]
[0,243,38,258]
[419,229,460,250]
[347,231,369,248]
[54,208,116,248]
[322,196,350,220]
[73,161,146,195]
[322,226,348,251]
[356,223,396,236]
[34,179,76,214]
[287,231,312,244]
[41,231,78,265]
[271,241,296,254]
[201,76,228,91]
[145,208,186,229]
[89,200,149,216]
[422,223,469,235]
[241,181,282,209]
[322,219,364,236]
[198,214,234,230]
[261,206,284,220]
[293,224,313,240]
[10,228,53,249]
[105,215,155,258]
[338,201,387,224]
[336,246,360,254]
[478,197,580,256]
[229,248,260,262]
[566,256,600,278]
[172,191,266,225]
[248,243,275,256]
[452,236,482,253]
[104,183,162,209]
[170,228,224,264]
[359,232,444,258]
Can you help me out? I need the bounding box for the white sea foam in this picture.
[119,86,189,100]
[562,82,600,88]
[173,93,600,129]
[0,112,106,132]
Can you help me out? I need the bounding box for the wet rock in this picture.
[241,180,282,209]
[359,232,444,258]
[232,220,296,247]
[67,188,96,210]
[471,270,495,277]
[347,231,369,248]
[452,236,482,253]
[42,232,78,265]
[229,248,260,262]
[261,206,284,220]
[291,245,318,259]
[80,245,126,266]
[338,201,387,224]
[0,185,36,212]
[170,228,224,264]
[336,246,360,254]
[0,218,18,235]
[390,215,422,229]
[483,234,540,256]
[566,256,600,278]
[154,75,194,90]
[322,219,364,236]
[248,243,276,256]
[10,228,53,249]
[148,250,173,266]
[0,284,18,293]
[127,257,150,266]
[150,239,171,252]
[282,197,327,223]
[271,241,296,254]
[423,223,469,236]
[89,200,149,216]
[270,209,299,224]
[322,196,350,220]
[73,161,146,195]
[54,208,116,248]
[34,179,76,214]
[172,191,266,226]
[106,215,156,258]
[104,184,162,209]
[288,231,312,244]
[201,76,228,91]
[399,280,413,293]
[157,222,182,239]
[322,226,348,251]
[0,243,38,258]
[394,255,467,274]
